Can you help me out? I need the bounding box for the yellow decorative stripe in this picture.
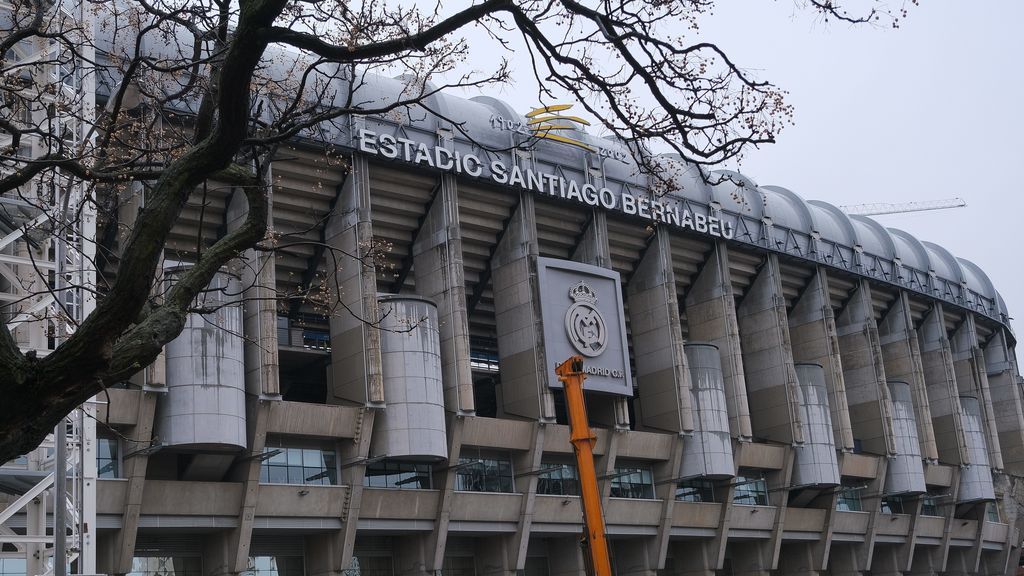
[526,104,574,117]
[527,115,592,126]
[533,132,596,152]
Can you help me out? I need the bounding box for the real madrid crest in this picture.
[564,281,608,357]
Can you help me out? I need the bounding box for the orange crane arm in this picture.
[555,356,612,576]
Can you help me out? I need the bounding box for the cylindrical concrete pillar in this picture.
[791,363,840,487]
[680,343,734,479]
[958,395,995,503]
[884,381,926,495]
[371,295,448,461]
[158,268,246,450]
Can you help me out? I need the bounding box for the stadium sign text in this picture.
[357,128,735,240]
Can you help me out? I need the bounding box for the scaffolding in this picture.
[0,0,98,573]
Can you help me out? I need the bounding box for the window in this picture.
[260,446,337,485]
[920,487,948,516]
[609,466,654,499]
[987,501,1001,523]
[97,436,120,479]
[537,463,579,496]
[455,457,513,493]
[128,557,202,576]
[836,481,866,512]
[245,556,304,576]
[344,556,393,576]
[732,470,768,506]
[364,460,432,489]
[880,495,908,514]
[441,555,475,576]
[0,559,27,576]
[676,478,718,503]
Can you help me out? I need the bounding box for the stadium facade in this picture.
[4,25,1024,576]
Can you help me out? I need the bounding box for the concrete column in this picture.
[425,414,467,571]
[229,181,280,398]
[571,209,629,429]
[507,423,545,573]
[627,227,693,433]
[649,435,685,572]
[667,539,716,576]
[392,535,431,576]
[477,536,512,576]
[735,254,804,444]
[221,173,281,575]
[684,242,752,441]
[108,390,159,574]
[835,279,896,456]
[855,456,889,573]
[788,266,855,452]
[492,191,554,420]
[921,465,961,573]
[547,536,586,576]
[224,399,272,575]
[984,329,1024,475]
[307,408,377,576]
[951,314,1004,470]
[877,292,938,462]
[918,303,969,465]
[327,154,384,406]
[412,173,475,415]
[765,447,796,570]
[777,543,822,576]
[727,540,772,576]
[613,539,656,576]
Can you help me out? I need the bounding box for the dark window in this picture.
[97,436,119,479]
[260,446,337,486]
[609,466,654,499]
[345,556,393,576]
[455,457,513,493]
[676,479,718,503]
[441,556,475,576]
[128,557,202,576]
[987,502,1001,522]
[836,480,866,512]
[732,470,768,506]
[245,556,304,576]
[364,460,432,489]
[880,495,907,514]
[537,463,579,496]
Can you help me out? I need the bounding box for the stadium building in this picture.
[3,16,1024,576]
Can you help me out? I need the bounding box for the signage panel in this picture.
[537,258,632,396]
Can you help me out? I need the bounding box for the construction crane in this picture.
[840,197,966,217]
[555,356,613,576]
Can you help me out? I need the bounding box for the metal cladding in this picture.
[791,364,840,488]
[680,343,735,479]
[958,395,996,503]
[371,295,448,462]
[884,381,927,496]
[158,269,247,450]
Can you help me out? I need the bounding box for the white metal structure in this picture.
[840,197,967,216]
[0,0,98,573]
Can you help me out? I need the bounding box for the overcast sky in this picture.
[447,2,1024,342]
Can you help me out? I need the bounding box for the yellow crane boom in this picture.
[555,356,613,576]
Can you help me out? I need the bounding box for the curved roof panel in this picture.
[806,200,857,246]
[849,215,897,261]
[922,241,965,284]
[887,228,932,273]
[707,170,764,221]
[760,185,815,235]
[957,257,997,302]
